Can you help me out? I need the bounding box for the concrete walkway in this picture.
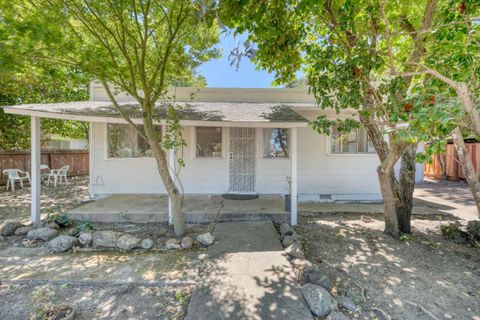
[185,221,313,320]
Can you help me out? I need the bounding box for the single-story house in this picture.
[3,82,424,225]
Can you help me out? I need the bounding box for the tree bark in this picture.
[455,83,480,136]
[378,156,400,238]
[452,127,480,216]
[146,121,185,236]
[396,144,417,234]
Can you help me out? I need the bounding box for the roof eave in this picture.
[3,107,309,128]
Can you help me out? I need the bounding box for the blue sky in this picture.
[197,33,278,88]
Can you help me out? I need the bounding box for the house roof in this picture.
[3,100,311,127]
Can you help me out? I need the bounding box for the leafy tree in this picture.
[400,0,480,215]
[5,0,220,236]
[0,7,91,150]
[220,0,441,237]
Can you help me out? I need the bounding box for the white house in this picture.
[3,83,423,225]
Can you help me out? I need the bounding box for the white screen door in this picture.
[228,128,256,193]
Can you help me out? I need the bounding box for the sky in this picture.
[197,33,278,88]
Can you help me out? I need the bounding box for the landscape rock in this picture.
[140,238,154,250]
[326,311,351,320]
[165,238,181,250]
[78,231,94,245]
[27,227,59,241]
[92,230,122,248]
[280,223,294,236]
[48,235,79,252]
[67,228,79,237]
[467,220,480,241]
[360,215,374,223]
[46,222,60,230]
[299,265,332,292]
[441,223,468,242]
[1,222,23,236]
[14,226,34,236]
[337,295,359,312]
[197,233,214,246]
[282,234,301,247]
[302,283,337,317]
[291,258,312,269]
[117,234,141,250]
[285,241,305,259]
[181,237,193,249]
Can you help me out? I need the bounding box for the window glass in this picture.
[107,124,161,158]
[196,127,222,157]
[264,128,289,158]
[330,126,375,154]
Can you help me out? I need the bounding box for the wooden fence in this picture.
[0,150,89,183]
[424,143,480,180]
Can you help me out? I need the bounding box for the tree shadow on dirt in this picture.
[298,214,480,319]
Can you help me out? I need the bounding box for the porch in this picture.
[66,194,290,223]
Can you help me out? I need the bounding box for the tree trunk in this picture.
[360,114,405,237]
[144,119,185,236]
[378,164,400,238]
[395,144,417,234]
[456,83,480,136]
[452,127,480,216]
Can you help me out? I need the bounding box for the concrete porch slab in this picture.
[66,194,290,224]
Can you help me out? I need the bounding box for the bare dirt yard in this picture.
[297,179,480,320]
[0,177,479,319]
[0,281,193,319]
[0,176,210,319]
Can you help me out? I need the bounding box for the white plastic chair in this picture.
[3,169,31,191]
[46,165,70,187]
[40,164,51,185]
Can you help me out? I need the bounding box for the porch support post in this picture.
[291,127,298,225]
[31,116,41,224]
[88,121,95,198]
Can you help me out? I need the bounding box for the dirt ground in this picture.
[0,176,208,319]
[298,214,480,320]
[0,281,193,319]
[1,176,479,319]
[0,176,90,224]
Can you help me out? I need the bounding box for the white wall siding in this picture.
[91,123,228,195]
[91,122,383,201]
[297,127,381,200]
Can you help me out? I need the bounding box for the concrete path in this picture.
[185,221,313,320]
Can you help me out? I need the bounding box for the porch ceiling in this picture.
[2,100,311,127]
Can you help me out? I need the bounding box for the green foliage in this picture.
[175,290,188,303]
[46,213,72,228]
[311,116,360,135]
[220,0,479,153]
[399,234,415,242]
[75,220,93,232]
[0,3,92,150]
[0,68,90,150]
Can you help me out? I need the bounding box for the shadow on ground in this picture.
[299,214,480,319]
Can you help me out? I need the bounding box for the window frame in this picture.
[262,128,290,159]
[105,123,162,160]
[193,126,224,159]
[326,126,377,156]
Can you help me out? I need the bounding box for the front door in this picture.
[228,128,256,193]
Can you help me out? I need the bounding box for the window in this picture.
[107,123,161,158]
[330,126,375,154]
[196,127,222,157]
[264,128,289,158]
